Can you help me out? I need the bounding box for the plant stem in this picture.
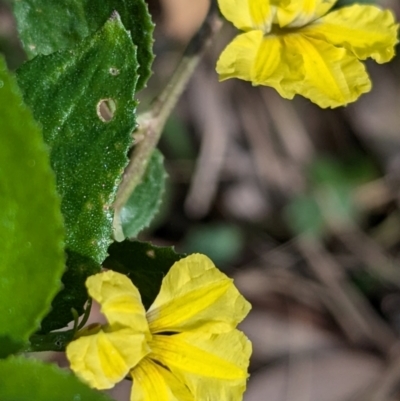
[113,2,222,241]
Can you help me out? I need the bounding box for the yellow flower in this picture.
[216,0,399,108]
[66,254,252,401]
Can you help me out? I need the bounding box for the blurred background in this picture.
[3,0,400,399]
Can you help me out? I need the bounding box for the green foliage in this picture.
[17,16,139,332]
[310,156,377,187]
[182,224,244,267]
[0,57,65,354]
[103,241,185,309]
[13,0,154,90]
[162,115,196,159]
[285,156,377,238]
[120,150,166,238]
[285,195,324,238]
[0,357,113,400]
[2,0,184,393]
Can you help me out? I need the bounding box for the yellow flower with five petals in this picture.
[66,254,252,401]
[216,0,399,108]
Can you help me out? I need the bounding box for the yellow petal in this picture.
[150,331,250,378]
[146,254,251,334]
[251,33,304,99]
[251,34,284,83]
[217,0,273,31]
[289,34,371,108]
[302,5,399,63]
[86,270,149,333]
[66,329,150,390]
[276,0,336,28]
[217,30,263,82]
[130,358,194,401]
[150,330,251,401]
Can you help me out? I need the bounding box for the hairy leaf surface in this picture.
[17,16,139,332]
[13,0,154,90]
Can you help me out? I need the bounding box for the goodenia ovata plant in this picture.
[0,0,398,400]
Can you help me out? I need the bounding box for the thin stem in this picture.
[77,298,92,331]
[71,308,80,332]
[113,2,222,240]
[24,299,93,352]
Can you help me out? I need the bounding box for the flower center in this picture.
[269,24,300,36]
[75,323,102,338]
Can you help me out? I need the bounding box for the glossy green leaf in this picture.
[17,16,139,332]
[0,57,65,354]
[120,149,166,239]
[0,356,113,401]
[13,0,154,90]
[103,241,185,309]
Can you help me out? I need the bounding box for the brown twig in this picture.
[350,348,400,401]
[296,236,396,353]
[184,67,233,218]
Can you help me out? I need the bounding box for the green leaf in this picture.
[182,223,244,267]
[162,115,196,159]
[285,195,324,238]
[0,356,113,401]
[13,0,154,91]
[317,186,357,227]
[0,57,65,354]
[103,241,185,309]
[120,149,166,239]
[17,16,139,332]
[310,156,377,188]
[308,156,374,227]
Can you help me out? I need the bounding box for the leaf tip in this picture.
[109,10,121,22]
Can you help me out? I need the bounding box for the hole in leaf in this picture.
[109,67,120,76]
[97,98,116,122]
[146,250,156,259]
